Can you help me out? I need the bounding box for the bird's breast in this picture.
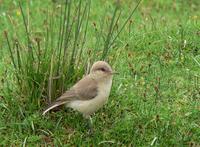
[97,79,113,100]
[67,79,112,116]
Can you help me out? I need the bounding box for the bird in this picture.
[42,61,117,130]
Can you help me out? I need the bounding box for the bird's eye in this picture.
[99,68,106,72]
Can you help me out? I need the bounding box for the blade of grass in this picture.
[57,1,68,75]
[108,0,142,50]
[15,39,22,73]
[18,1,34,60]
[48,54,54,103]
[70,0,82,66]
[77,0,91,65]
[101,3,119,60]
[4,31,17,69]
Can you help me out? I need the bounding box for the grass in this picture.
[0,0,200,146]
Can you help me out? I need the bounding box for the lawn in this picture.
[0,0,200,146]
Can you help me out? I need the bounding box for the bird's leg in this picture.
[88,116,93,135]
[84,114,93,135]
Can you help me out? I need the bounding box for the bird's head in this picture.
[90,61,117,80]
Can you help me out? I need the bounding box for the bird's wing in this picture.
[73,75,98,100]
[57,75,98,101]
[42,75,98,115]
[42,90,76,115]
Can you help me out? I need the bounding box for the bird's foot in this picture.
[86,116,94,136]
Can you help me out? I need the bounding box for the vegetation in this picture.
[0,0,199,146]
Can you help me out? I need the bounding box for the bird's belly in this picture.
[67,96,107,116]
[67,79,112,116]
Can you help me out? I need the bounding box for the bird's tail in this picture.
[42,100,68,115]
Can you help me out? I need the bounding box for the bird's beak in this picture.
[110,71,119,75]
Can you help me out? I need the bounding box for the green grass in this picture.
[0,0,200,146]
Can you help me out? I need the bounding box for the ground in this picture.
[0,0,200,146]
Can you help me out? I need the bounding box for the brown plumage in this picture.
[42,61,115,117]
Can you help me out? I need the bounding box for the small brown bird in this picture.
[42,61,117,129]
